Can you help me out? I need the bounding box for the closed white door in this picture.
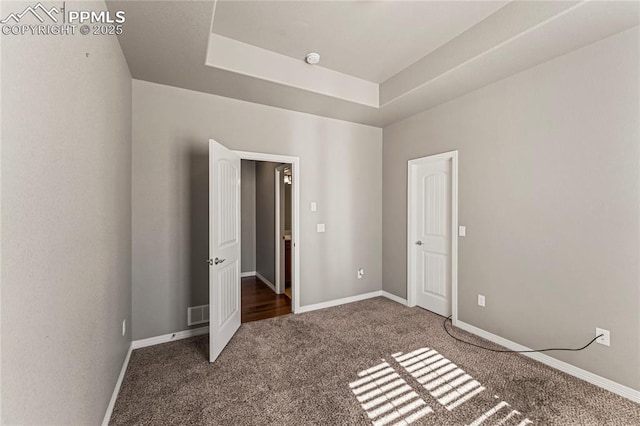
[410,157,452,316]
[208,139,241,363]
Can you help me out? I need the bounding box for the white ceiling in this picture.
[211,1,508,83]
[108,1,640,127]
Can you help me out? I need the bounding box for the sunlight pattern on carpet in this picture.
[467,397,533,426]
[351,348,534,425]
[350,360,433,426]
[393,347,486,411]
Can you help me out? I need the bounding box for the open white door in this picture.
[208,139,241,363]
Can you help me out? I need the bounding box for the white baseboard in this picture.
[455,320,640,403]
[255,271,276,292]
[240,271,256,278]
[102,343,133,426]
[296,289,408,314]
[131,326,209,350]
[381,291,408,306]
[298,290,383,313]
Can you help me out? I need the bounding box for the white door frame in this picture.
[274,165,288,295]
[407,150,459,325]
[235,150,300,313]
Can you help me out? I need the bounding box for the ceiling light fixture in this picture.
[305,52,320,65]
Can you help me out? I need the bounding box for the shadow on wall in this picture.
[188,149,209,317]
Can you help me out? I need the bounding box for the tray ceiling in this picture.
[108,1,639,127]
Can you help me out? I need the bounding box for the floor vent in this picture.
[187,304,209,326]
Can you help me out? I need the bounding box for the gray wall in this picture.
[241,160,256,272]
[255,161,281,284]
[382,27,639,389]
[132,79,382,340]
[0,2,133,423]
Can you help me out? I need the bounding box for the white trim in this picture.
[297,291,383,313]
[233,151,298,165]
[101,343,133,426]
[296,290,408,313]
[451,152,459,323]
[275,166,281,294]
[407,150,459,323]
[131,326,210,350]
[456,320,640,403]
[234,150,300,313]
[255,271,276,292]
[240,271,256,278]
[292,158,300,314]
[0,10,3,412]
[381,291,408,306]
[274,165,288,295]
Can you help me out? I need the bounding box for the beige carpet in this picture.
[110,298,640,425]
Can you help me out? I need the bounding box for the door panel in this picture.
[217,260,238,328]
[422,252,447,297]
[209,139,241,363]
[217,159,239,247]
[423,173,446,236]
[413,158,451,316]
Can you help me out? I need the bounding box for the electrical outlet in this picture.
[478,294,485,307]
[595,328,610,346]
[122,319,126,336]
[357,268,365,279]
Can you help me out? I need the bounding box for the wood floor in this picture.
[241,276,291,323]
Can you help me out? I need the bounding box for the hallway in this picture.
[241,276,291,323]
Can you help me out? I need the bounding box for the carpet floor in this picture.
[110,298,640,425]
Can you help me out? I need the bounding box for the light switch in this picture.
[317,224,325,233]
[310,202,317,212]
[459,226,466,237]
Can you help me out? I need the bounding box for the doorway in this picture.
[208,141,300,362]
[407,151,458,321]
[235,150,299,315]
[207,139,300,362]
[239,159,294,323]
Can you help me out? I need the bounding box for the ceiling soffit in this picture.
[110,1,640,126]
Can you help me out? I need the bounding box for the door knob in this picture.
[214,257,226,265]
[415,241,423,246]
[206,259,213,265]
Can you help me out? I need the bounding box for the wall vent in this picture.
[187,304,210,326]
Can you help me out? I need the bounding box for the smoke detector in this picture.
[305,52,320,65]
